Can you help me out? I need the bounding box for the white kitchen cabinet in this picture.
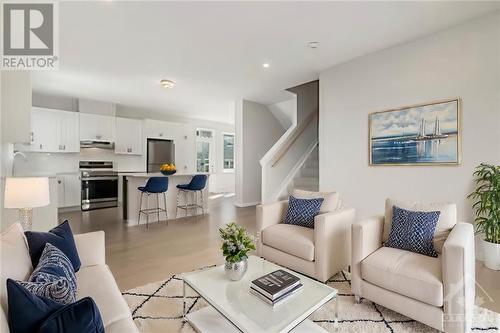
[21,108,80,153]
[56,175,65,207]
[56,174,81,208]
[79,113,115,142]
[63,174,81,207]
[58,111,80,153]
[144,119,181,140]
[115,117,143,155]
[28,108,59,152]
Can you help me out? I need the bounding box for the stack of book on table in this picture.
[250,269,303,307]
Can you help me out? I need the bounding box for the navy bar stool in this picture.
[176,174,207,217]
[138,177,168,228]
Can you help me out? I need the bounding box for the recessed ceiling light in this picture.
[160,79,175,88]
[308,41,319,49]
[262,63,270,68]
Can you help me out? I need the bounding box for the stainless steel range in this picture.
[80,161,118,211]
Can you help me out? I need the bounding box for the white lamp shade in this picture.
[4,177,50,209]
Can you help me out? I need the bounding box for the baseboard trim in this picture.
[234,201,260,208]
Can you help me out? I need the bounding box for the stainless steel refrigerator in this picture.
[147,139,175,173]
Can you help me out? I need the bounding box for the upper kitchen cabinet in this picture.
[28,108,58,152]
[57,111,80,152]
[145,119,181,140]
[1,71,32,144]
[115,117,143,155]
[79,113,115,142]
[22,108,80,153]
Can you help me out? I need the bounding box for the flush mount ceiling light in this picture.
[262,63,270,68]
[308,41,319,49]
[160,79,175,88]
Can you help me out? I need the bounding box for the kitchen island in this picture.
[122,173,210,226]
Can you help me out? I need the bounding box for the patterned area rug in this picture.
[123,269,499,333]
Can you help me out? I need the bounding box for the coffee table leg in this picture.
[183,280,186,320]
[334,295,339,326]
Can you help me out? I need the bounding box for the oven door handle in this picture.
[81,176,118,181]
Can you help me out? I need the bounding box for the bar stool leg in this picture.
[163,192,168,225]
[185,191,188,217]
[175,189,181,218]
[146,193,150,229]
[138,192,143,226]
[156,193,160,223]
[195,191,199,215]
[201,190,205,215]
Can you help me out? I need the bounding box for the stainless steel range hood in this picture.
[80,140,115,149]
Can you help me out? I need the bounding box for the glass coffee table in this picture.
[182,256,338,333]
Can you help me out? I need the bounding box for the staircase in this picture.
[260,80,319,204]
[292,146,319,192]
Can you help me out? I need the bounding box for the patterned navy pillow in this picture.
[283,195,324,229]
[385,206,440,257]
[18,243,77,304]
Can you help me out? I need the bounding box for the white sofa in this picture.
[0,223,138,333]
[351,199,475,333]
[257,191,355,282]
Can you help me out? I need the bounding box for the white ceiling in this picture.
[32,1,499,124]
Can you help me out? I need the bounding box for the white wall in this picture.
[267,97,296,130]
[319,13,500,222]
[235,99,285,206]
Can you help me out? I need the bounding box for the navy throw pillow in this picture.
[39,297,105,333]
[25,220,81,272]
[385,206,440,257]
[18,243,77,304]
[283,195,324,229]
[7,279,62,333]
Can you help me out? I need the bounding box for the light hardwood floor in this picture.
[59,195,255,291]
[59,195,500,314]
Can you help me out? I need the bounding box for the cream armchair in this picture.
[256,197,355,283]
[352,199,475,333]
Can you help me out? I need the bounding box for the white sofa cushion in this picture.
[384,198,457,253]
[76,265,132,328]
[0,223,33,323]
[262,224,315,261]
[105,316,139,333]
[292,189,341,213]
[361,246,443,307]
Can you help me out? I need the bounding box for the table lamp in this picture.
[4,177,50,231]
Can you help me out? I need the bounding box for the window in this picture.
[196,129,214,173]
[223,133,234,171]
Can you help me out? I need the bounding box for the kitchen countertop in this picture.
[121,172,210,177]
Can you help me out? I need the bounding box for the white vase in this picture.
[483,239,500,270]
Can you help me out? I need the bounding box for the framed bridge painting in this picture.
[369,98,461,166]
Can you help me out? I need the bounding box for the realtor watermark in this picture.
[1,1,59,70]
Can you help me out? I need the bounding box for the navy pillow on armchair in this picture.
[25,220,81,272]
[385,205,440,257]
[283,195,324,229]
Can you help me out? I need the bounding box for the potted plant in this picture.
[468,163,500,270]
[219,223,255,280]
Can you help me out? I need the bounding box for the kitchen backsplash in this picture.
[13,149,145,176]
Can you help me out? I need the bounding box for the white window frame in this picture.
[222,132,235,173]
